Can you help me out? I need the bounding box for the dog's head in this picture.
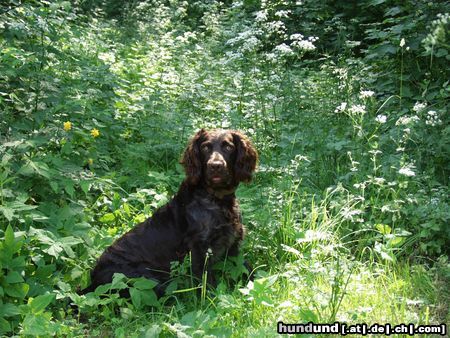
[181,129,258,190]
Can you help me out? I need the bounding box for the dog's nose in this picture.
[210,161,224,171]
[209,152,226,171]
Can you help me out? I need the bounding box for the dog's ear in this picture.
[232,131,258,183]
[180,129,207,185]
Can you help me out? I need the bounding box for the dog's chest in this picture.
[186,196,240,256]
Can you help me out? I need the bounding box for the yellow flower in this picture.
[63,121,72,131]
[90,128,100,138]
[88,158,94,165]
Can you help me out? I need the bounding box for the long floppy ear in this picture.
[180,129,206,186]
[232,130,258,183]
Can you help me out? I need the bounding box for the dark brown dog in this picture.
[82,129,258,296]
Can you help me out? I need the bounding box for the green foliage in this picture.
[0,0,448,335]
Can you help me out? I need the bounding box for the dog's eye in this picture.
[201,144,211,152]
[224,143,234,152]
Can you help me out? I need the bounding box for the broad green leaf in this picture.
[5,271,24,284]
[133,278,158,290]
[49,181,59,193]
[35,265,56,279]
[46,244,63,258]
[29,293,55,314]
[4,283,29,299]
[9,256,26,270]
[7,201,37,212]
[0,303,20,317]
[111,273,128,290]
[388,236,404,247]
[94,284,112,296]
[4,225,14,248]
[123,202,131,215]
[130,288,142,309]
[99,213,116,223]
[141,289,159,307]
[64,180,75,197]
[22,313,52,336]
[0,317,10,334]
[380,250,395,262]
[145,324,162,338]
[0,206,14,221]
[60,236,83,246]
[18,160,51,179]
[299,308,319,322]
[376,223,392,235]
[80,180,90,194]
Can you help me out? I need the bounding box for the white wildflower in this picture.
[381,205,394,213]
[265,52,277,62]
[425,110,442,126]
[396,115,420,125]
[353,182,366,189]
[333,68,348,80]
[400,38,405,47]
[292,39,316,51]
[373,177,386,185]
[224,51,243,63]
[255,10,268,22]
[98,52,116,64]
[275,10,291,18]
[231,1,243,8]
[266,21,286,35]
[241,36,260,52]
[359,90,375,99]
[274,43,294,55]
[335,102,347,113]
[399,166,415,177]
[290,33,304,40]
[375,114,387,123]
[413,102,427,112]
[430,197,439,205]
[341,207,364,222]
[345,40,361,48]
[349,104,366,115]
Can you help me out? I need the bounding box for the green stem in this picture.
[399,48,404,109]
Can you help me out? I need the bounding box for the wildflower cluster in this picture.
[334,102,347,113]
[423,13,450,54]
[396,116,420,125]
[375,115,387,124]
[398,164,416,177]
[359,90,374,99]
[413,102,427,113]
[425,110,442,126]
[348,104,366,115]
[226,28,262,53]
[291,34,317,52]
